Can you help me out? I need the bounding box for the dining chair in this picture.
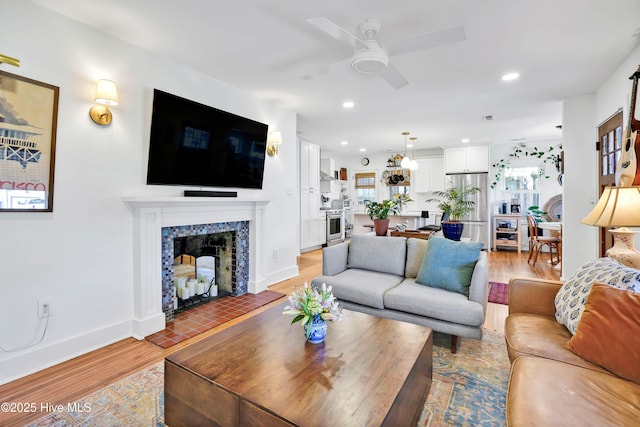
[526,215,561,266]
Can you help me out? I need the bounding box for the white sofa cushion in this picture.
[384,279,484,327]
[404,238,429,279]
[312,269,403,309]
[347,234,407,276]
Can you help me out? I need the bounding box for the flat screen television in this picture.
[146,89,268,189]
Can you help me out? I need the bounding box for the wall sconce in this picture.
[267,131,283,156]
[0,53,20,67]
[89,79,119,126]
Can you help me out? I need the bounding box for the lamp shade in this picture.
[269,131,283,145]
[582,186,640,227]
[95,79,119,105]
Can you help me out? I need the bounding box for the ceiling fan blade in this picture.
[302,67,331,81]
[380,62,409,89]
[388,26,466,56]
[306,17,368,50]
[302,58,350,81]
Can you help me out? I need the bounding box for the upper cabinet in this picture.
[414,157,445,193]
[444,146,489,173]
[300,140,320,190]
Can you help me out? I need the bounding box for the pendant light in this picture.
[409,137,419,171]
[400,131,411,168]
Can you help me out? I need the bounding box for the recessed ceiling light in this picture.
[461,138,470,143]
[343,101,355,108]
[340,140,348,145]
[502,72,520,81]
[359,148,366,152]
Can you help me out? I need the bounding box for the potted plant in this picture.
[427,184,480,240]
[527,205,547,222]
[392,192,413,214]
[282,282,343,344]
[364,199,400,236]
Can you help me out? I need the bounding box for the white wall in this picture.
[0,2,298,384]
[562,44,640,277]
[562,94,597,276]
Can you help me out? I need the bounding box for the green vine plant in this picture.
[490,143,562,189]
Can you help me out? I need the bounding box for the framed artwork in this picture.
[0,71,59,212]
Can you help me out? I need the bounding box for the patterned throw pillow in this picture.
[554,258,640,334]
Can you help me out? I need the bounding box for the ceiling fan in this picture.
[304,17,466,89]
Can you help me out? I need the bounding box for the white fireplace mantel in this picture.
[124,196,270,338]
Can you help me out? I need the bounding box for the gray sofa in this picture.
[311,234,489,352]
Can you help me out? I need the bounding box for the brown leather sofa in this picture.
[504,277,640,426]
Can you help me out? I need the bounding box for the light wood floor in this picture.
[0,248,559,426]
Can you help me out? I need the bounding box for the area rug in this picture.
[488,281,509,305]
[419,330,510,426]
[28,330,509,427]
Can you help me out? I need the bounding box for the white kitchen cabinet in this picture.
[301,189,322,250]
[445,146,489,173]
[300,140,322,250]
[301,140,320,190]
[414,157,445,193]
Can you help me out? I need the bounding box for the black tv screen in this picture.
[146,89,268,189]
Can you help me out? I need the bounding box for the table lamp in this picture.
[582,186,640,268]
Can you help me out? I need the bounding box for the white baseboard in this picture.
[265,264,299,290]
[131,312,166,340]
[0,319,132,386]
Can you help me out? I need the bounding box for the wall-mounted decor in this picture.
[0,71,59,212]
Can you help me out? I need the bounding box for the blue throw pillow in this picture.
[415,236,483,296]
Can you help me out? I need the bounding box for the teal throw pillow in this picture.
[415,236,483,296]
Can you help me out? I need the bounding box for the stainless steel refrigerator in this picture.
[445,173,490,249]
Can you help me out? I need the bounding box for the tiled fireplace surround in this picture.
[125,197,269,338]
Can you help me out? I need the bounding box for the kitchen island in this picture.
[351,211,440,235]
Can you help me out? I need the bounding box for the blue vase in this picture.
[442,222,464,241]
[304,315,327,344]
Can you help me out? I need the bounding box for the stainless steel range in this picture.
[322,208,344,246]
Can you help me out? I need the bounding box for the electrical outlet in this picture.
[273,248,278,259]
[38,298,53,318]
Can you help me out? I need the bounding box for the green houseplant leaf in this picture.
[364,199,400,220]
[427,184,480,221]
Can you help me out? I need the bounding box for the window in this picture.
[503,166,542,214]
[389,185,409,199]
[600,121,623,178]
[355,172,375,205]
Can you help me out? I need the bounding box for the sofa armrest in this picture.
[468,251,489,304]
[508,277,563,316]
[322,241,349,276]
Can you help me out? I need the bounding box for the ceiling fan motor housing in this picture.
[351,40,389,73]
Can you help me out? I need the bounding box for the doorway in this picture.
[596,110,623,257]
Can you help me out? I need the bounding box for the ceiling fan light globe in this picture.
[351,56,388,73]
[351,44,389,74]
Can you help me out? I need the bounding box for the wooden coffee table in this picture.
[165,302,433,426]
